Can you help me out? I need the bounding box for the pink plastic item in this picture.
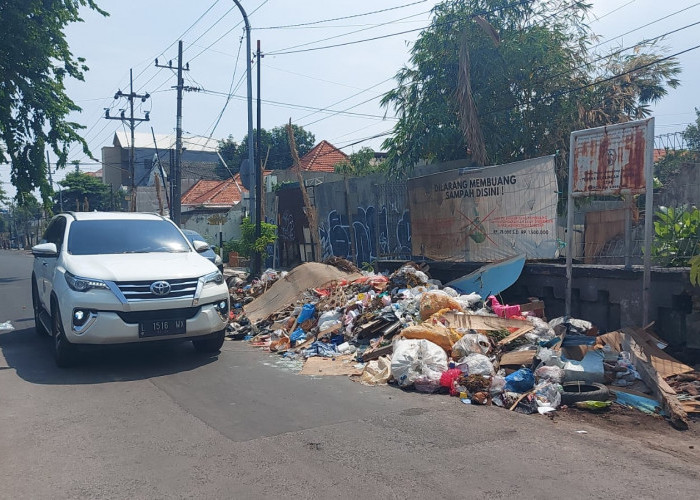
[487,295,521,319]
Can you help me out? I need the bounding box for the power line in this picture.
[591,0,637,23]
[264,9,432,54]
[592,2,700,50]
[256,0,429,29]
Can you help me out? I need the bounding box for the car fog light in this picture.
[218,301,227,310]
[73,309,90,327]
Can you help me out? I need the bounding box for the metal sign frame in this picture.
[565,118,655,324]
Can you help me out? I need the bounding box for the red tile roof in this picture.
[293,140,348,173]
[653,149,668,163]
[181,171,273,208]
[181,178,244,208]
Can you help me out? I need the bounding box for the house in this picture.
[101,131,223,194]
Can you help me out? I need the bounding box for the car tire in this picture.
[192,329,225,354]
[52,303,77,368]
[561,381,610,406]
[32,278,49,336]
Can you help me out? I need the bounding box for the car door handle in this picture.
[42,262,48,266]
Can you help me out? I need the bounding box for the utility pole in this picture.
[105,69,150,211]
[155,41,195,226]
[254,39,263,276]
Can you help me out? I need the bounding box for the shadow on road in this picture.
[0,326,219,385]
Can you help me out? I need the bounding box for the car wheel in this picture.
[52,304,77,368]
[192,329,225,354]
[32,279,49,336]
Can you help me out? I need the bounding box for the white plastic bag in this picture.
[452,333,491,358]
[456,353,495,376]
[317,310,342,332]
[391,339,448,388]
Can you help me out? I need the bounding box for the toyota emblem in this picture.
[150,280,171,296]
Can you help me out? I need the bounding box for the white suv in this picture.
[31,212,230,367]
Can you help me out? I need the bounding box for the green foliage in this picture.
[652,205,700,267]
[691,255,700,286]
[56,171,120,212]
[381,0,681,177]
[683,108,700,151]
[218,124,315,177]
[0,181,8,207]
[226,217,277,261]
[0,1,107,209]
[334,148,386,176]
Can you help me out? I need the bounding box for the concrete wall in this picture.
[181,206,244,244]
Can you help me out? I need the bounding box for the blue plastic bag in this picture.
[504,368,535,393]
[297,303,316,324]
[290,328,306,346]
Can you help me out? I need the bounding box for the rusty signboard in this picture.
[570,118,653,196]
[565,117,655,325]
[407,156,558,262]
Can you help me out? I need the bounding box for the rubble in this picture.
[225,259,700,429]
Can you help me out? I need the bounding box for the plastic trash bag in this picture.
[504,368,535,393]
[456,353,495,376]
[419,290,463,320]
[439,368,463,396]
[452,333,491,358]
[454,293,482,311]
[391,339,448,388]
[534,365,565,384]
[360,356,392,385]
[525,316,556,342]
[317,310,342,332]
[399,322,461,352]
[297,303,316,324]
[290,328,307,346]
[535,381,562,409]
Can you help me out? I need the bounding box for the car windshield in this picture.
[67,220,191,255]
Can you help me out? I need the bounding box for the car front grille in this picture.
[116,307,201,324]
[115,277,199,301]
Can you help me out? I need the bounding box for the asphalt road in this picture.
[1,249,699,499]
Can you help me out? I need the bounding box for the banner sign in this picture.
[407,156,559,262]
[570,118,653,196]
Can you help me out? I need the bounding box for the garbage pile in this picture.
[228,260,699,428]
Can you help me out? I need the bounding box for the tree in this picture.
[56,171,114,212]
[0,1,107,209]
[654,109,700,185]
[218,124,315,176]
[0,181,8,207]
[334,147,386,176]
[381,0,681,177]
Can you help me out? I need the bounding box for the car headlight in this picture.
[201,270,224,286]
[65,272,109,292]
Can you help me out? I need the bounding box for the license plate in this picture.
[139,319,186,337]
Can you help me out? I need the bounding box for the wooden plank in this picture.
[361,344,394,362]
[624,327,694,379]
[497,326,534,346]
[619,327,689,429]
[499,350,536,367]
[442,312,532,332]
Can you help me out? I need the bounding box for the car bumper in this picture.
[55,280,229,345]
[64,303,228,344]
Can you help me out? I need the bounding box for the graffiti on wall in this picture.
[319,205,411,264]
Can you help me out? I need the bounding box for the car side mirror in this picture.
[193,240,210,253]
[32,242,58,257]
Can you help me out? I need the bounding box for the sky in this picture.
[1,0,699,200]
